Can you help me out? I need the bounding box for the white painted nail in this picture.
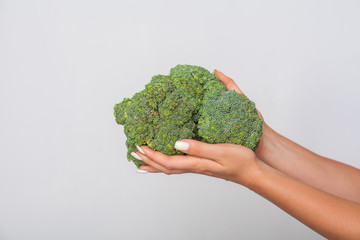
[131,152,142,161]
[136,169,148,174]
[174,141,189,151]
[136,145,145,154]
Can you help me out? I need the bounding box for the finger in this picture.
[136,151,176,174]
[214,69,264,121]
[138,150,187,175]
[174,139,235,162]
[214,69,244,94]
[139,165,161,173]
[139,146,220,175]
[140,163,186,174]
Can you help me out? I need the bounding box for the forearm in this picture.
[244,161,360,240]
[256,123,360,203]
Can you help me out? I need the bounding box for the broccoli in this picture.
[114,65,263,168]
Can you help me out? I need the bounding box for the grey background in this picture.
[0,0,359,239]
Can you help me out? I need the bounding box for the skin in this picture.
[135,70,360,239]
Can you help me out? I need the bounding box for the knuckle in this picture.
[152,151,163,159]
[195,162,214,176]
[226,78,235,85]
[189,160,200,171]
[152,151,170,163]
[214,144,229,158]
[191,160,206,174]
[166,164,174,171]
[224,77,234,84]
[165,158,175,170]
[191,144,204,156]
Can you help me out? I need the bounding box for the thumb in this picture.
[214,69,264,121]
[174,139,227,161]
[214,69,244,95]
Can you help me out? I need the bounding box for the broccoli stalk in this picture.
[114,65,263,168]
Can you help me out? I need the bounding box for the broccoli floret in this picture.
[198,90,263,151]
[114,65,263,168]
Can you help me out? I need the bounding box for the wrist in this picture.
[242,160,275,191]
[232,157,264,189]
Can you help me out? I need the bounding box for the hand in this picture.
[137,140,261,187]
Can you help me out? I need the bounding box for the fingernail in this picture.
[136,169,148,174]
[174,141,189,151]
[131,152,142,161]
[136,145,145,154]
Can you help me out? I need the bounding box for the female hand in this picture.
[136,140,261,187]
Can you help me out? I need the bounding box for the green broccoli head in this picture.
[114,64,263,168]
[198,90,263,151]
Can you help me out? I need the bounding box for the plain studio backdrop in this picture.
[0,0,359,239]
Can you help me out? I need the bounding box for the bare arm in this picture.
[137,141,360,239]
[133,69,360,239]
[256,123,360,203]
[250,160,360,240]
[215,70,360,203]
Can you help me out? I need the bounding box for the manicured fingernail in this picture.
[131,152,142,161]
[174,141,189,151]
[136,169,148,174]
[136,145,145,154]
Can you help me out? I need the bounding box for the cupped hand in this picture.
[136,139,261,187]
